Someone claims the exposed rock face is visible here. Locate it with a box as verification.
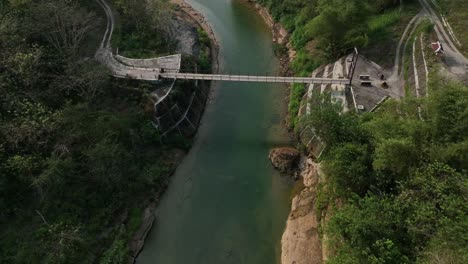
[170,15,200,56]
[281,159,323,264]
[269,147,301,173]
[247,0,296,63]
[128,203,157,264]
[248,1,289,45]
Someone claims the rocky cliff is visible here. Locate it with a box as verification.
[281,158,323,264]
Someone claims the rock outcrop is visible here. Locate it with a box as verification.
[269,147,301,173]
[247,1,288,45]
[281,159,323,264]
[128,203,157,264]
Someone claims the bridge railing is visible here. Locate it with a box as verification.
[160,73,349,84]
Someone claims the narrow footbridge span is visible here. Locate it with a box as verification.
[94,0,349,85]
[160,72,348,84]
[94,0,352,137]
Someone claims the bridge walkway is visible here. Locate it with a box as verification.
[95,0,349,85]
[160,72,348,84]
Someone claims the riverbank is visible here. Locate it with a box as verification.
[127,2,219,263]
[135,0,292,262]
[281,158,324,264]
[246,0,295,74]
[171,0,219,70]
[249,2,327,263]
[268,147,327,264]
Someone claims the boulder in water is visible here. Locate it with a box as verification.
[269,147,301,173]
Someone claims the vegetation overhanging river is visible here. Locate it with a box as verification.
[137,0,292,263]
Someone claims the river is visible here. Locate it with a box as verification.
[136,0,292,263]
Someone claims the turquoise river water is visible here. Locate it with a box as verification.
[137,0,292,263]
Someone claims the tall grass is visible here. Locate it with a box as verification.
[368,9,401,32]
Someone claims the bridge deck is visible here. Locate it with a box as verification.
[160,73,349,84]
[95,0,349,85]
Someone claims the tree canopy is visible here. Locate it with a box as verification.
[303,78,468,263]
[0,0,188,263]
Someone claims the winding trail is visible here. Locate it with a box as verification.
[418,0,468,75]
[412,39,421,98]
[420,33,429,96]
[94,0,182,80]
[386,11,423,98]
[393,12,423,77]
[429,0,462,47]
[387,0,467,97]
[95,0,113,49]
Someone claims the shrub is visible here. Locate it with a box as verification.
[288,83,306,129]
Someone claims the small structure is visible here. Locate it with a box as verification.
[431,41,445,55]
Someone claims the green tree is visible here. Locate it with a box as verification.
[99,238,128,264]
[324,143,373,196]
[428,81,468,143]
[304,0,370,55]
[372,137,418,175]
[327,195,410,263]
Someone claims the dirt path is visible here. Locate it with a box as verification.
[418,0,468,76]
[419,0,464,57]
[95,0,114,49]
[385,11,425,98]
[393,12,423,76]
[387,0,468,97]
[412,39,420,97]
[420,33,430,95]
[429,0,462,47]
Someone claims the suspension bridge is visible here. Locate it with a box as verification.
[94,0,350,85]
[160,72,348,84]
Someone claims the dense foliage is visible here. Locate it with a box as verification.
[263,0,414,70]
[264,0,418,128]
[112,0,176,58]
[0,0,189,262]
[259,0,409,55]
[302,78,468,263]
